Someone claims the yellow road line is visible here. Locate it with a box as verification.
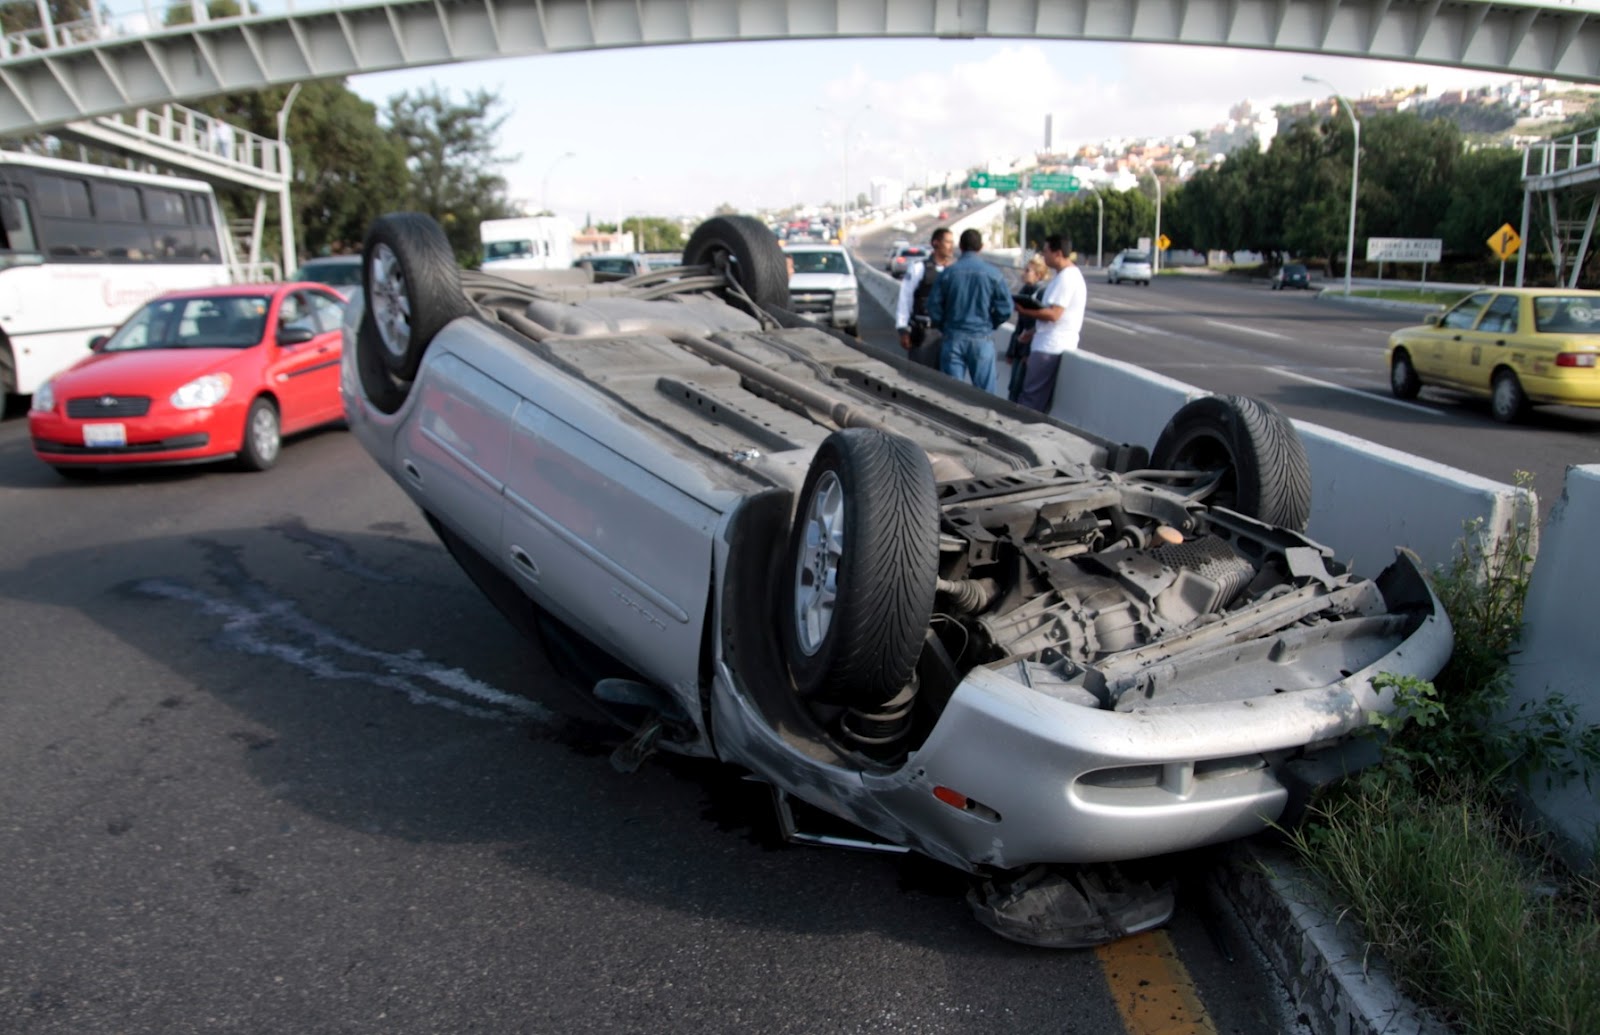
[1094,930,1218,1035]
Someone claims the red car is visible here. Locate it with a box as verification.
[29,283,348,476]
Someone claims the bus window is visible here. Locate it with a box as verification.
[34,174,91,219]
[92,181,143,223]
[0,196,38,254]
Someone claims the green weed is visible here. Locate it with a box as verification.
[1292,474,1600,1033]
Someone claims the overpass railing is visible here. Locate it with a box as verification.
[1522,127,1600,183]
[0,0,369,57]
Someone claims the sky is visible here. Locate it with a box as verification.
[348,37,1536,226]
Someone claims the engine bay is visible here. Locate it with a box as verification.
[816,467,1419,758]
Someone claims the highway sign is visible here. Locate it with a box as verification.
[1488,223,1522,260]
[1157,234,1172,251]
[1031,173,1080,191]
[1366,237,1442,263]
[967,172,1020,191]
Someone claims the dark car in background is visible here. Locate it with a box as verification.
[1271,263,1313,290]
[290,255,362,288]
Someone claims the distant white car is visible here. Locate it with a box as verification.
[785,244,859,337]
[1107,250,1153,286]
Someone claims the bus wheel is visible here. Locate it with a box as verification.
[363,213,472,382]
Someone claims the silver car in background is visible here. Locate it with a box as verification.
[1107,249,1154,286]
[342,212,1451,946]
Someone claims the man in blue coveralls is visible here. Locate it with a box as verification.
[926,228,1013,393]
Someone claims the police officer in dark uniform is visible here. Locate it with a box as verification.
[896,227,955,369]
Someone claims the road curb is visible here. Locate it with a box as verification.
[1215,841,1453,1035]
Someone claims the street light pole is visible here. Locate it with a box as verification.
[541,150,576,216]
[1305,75,1361,296]
[275,82,302,277]
[1085,184,1104,268]
[819,104,871,226]
[1152,173,1162,274]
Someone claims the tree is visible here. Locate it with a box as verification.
[1437,147,1523,253]
[175,80,408,263]
[0,0,100,43]
[383,85,518,263]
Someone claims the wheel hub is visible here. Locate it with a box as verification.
[794,471,844,655]
[368,242,412,361]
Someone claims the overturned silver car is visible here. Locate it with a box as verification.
[342,213,1452,946]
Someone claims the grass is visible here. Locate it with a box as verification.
[1343,286,1464,306]
[1288,479,1600,1034]
[1296,787,1598,1034]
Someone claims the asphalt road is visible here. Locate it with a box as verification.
[0,410,1303,1034]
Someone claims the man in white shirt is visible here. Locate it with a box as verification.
[895,228,956,368]
[1012,234,1086,413]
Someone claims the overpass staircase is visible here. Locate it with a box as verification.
[1520,130,1600,288]
[45,101,293,277]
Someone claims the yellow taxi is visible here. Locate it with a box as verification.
[1387,288,1600,422]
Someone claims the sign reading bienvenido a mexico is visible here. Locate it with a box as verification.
[1366,238,1442,263]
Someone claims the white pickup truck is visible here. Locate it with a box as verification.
[783,243,859,337]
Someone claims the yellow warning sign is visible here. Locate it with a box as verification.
[1157,234,1171,251]
[1488,223,1521,260]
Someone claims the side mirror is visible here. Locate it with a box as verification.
[1424,313,1443,327]
[88,334,107,352]
[277,325,316,346]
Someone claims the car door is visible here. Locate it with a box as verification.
[267,290,343,431]
[1421,292,1492,387]
[1455,293,1521,395]
[499,394,718,699]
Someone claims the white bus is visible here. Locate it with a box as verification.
[0,151,231,399]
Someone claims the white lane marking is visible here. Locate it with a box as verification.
[1363,327,1399,336]
[134,577,556,723]
[1086,314,1138,335]
[1266,366,1444,417]
[1204,318,1290,340]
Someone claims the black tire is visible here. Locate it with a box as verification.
[842,324,859,338]
[780,429,939,706]
[354,302,413,415]
[1390,349,1421,400]
[1490,369,1528,424]
[682,215,790,309]
[237,397,281,471]
[1151,395,1312,532]
[363,213,471,382]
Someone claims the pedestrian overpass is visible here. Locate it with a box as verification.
[0,0,1596,276]
[0,0,1594,137]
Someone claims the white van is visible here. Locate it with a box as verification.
[479,217,575,271]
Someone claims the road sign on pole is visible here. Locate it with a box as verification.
[1487,223,1522,261]
[1030,173,1080,191]
[1157,234,1172,251]
[966,172,1020,191]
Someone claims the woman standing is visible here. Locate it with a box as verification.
[1006,254,1052,403]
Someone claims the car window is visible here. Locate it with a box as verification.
[106,295,270,351]
[1284,263,1306,275]
[791,251,848,274]
[585,256,637,275]
[1476,294,1520,335]
[1441,293,1492,330]
[306,290,345,333]
[297,260,361,286]
[1532,295,1600,333]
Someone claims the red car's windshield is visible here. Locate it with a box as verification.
[105,296,272,351]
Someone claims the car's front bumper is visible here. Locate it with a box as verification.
[716,551,1451,871]
[29,405,242,466]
